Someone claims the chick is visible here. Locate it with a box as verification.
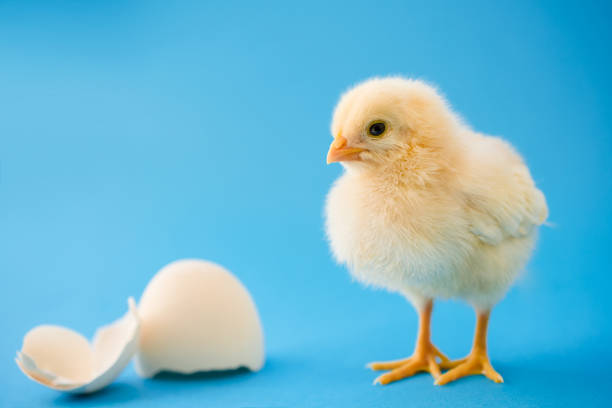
[325,77,547,386]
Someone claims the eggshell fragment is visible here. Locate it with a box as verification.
[16,298,139,393]
[135,259,264,377]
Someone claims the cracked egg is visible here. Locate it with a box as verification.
[16,298,139,393]
[134,259,265,377]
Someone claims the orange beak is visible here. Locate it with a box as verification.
[326,135,366,164]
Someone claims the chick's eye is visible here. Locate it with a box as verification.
[368,121,386,138]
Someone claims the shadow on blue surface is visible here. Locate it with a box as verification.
[51,367,254,406]
[151,367,251,382]
[55,383,140,406]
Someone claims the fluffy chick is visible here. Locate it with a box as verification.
[325,77,547,386]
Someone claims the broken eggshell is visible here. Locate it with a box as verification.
[16,298,139,393]
[135,259,264,377]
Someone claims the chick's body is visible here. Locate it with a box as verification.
[325,77,547,385]
[327,131,545,310]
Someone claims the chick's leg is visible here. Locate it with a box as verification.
[435,309,503,385]
[368,299,451,385]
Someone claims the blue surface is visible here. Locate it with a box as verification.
[1,1,611,407]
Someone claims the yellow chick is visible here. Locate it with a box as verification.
[325,77,548,386]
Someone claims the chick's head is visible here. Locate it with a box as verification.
[327,77,461,174]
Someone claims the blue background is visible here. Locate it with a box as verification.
[1,1,610,406]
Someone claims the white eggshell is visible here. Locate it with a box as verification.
[16,298,139,393]
[134,259,264,377]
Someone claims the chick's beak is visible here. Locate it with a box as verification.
[326,135,366,164]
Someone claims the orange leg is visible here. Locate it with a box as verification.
[368,299,451,385]
[435,309,503,385]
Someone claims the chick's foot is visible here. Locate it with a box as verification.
[435,349,503,385]
[369,343,451,385]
